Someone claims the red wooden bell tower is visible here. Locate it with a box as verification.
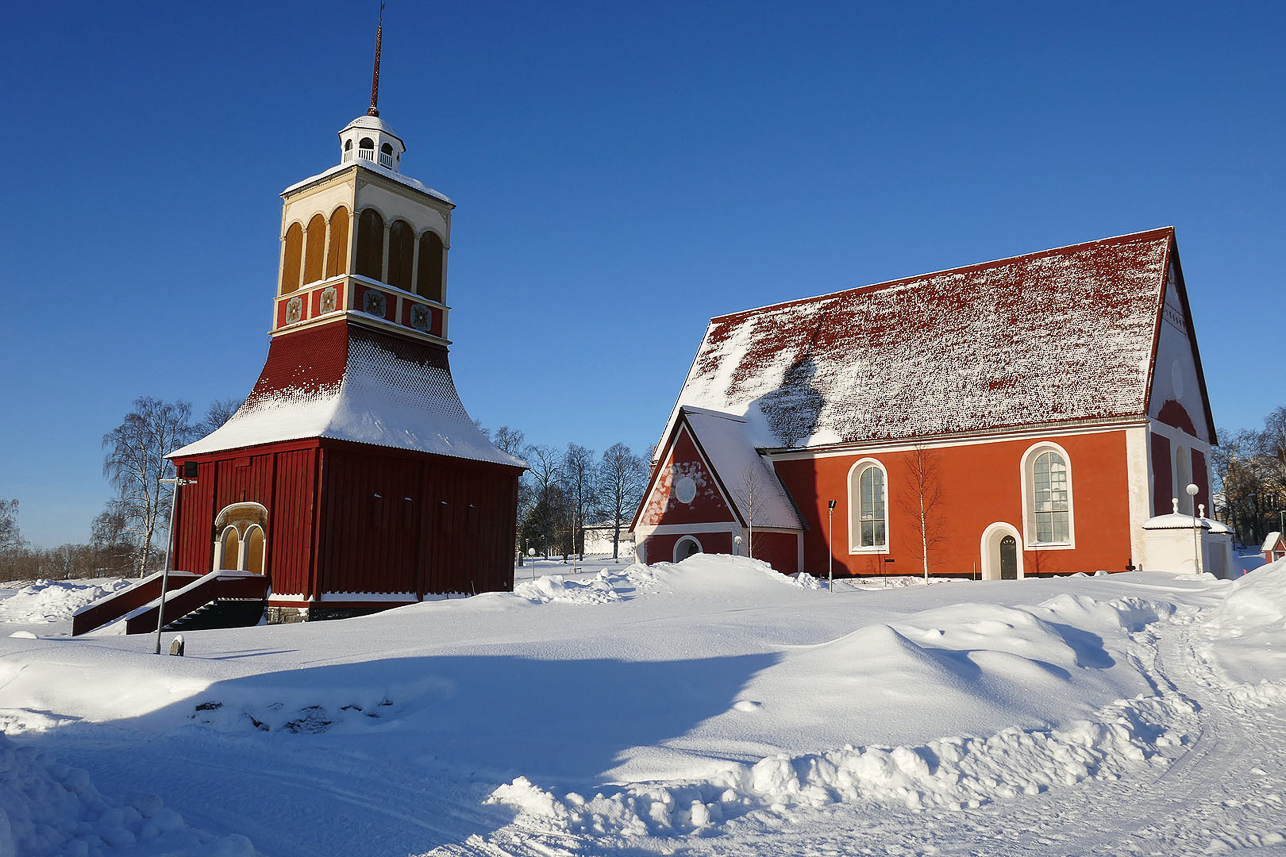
[168,20,525,621]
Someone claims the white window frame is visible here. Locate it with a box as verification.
[847,458,889,554]
[1020,441,1075,550]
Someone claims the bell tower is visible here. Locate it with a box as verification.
[272,12,454,345]
[168,10,525,622]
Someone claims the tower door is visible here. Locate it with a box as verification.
[1000,536,1017,580]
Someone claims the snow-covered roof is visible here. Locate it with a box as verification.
[664,228,1176,452]
[282,159,452,205]
[340,114,403,140]
[1142,513,1211,531]
[683,407,803,530]
[1265,532,1284,551]
[171,326,524,468]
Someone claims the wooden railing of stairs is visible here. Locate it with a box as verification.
[71,570,269,636]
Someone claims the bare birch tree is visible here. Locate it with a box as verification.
[200,397,243,435]
[561,443,597,561]
[0,500,22,555]
[595,443,648,560]
[102,397,199,576]
[899,443,944,580]
[732,466,764,560]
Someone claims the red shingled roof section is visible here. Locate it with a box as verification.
[673,228,1174,449]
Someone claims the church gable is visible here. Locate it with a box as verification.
[1146,255,1216,445]
[636,424,738,529]
[664,228,1176,451]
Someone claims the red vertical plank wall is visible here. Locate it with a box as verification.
[173,458,217,573]
[268,448,318,596]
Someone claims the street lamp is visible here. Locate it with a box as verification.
[827,500,836,593]
[155,471,196,655]
[1186,483,1201,576]
[734,534,743,556]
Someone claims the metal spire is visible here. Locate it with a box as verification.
[367,3,385,117]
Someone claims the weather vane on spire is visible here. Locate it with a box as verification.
[367,2,386,117]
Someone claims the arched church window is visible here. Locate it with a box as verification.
[355,208,385,280]
[387,220,415,292]
[344,139,353,160]
[303,214,326,285]
[379,142,394,168]
[358,137,374,161]
[416,231,444,303]
[1023,443,1073,546]
[325,206,349,278]
[847,459,888,551]
[281,223,303,294]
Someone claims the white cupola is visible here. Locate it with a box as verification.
[339,114,405,172]
[336,8,405,173]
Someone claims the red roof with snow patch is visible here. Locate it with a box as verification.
[667,228,1175,450]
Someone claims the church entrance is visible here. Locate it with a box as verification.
[674,536,703,562]
[979,523,1023,581]
[1000,536,1017,580]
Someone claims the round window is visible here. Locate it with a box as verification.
[674,476,697,504]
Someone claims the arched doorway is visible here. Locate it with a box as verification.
[674,536,703,562]
[979,522,1024,581]
[212,503,269,574]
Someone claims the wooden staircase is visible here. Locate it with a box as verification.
[71,570,269,636]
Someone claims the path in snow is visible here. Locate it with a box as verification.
[436,592,1286,857]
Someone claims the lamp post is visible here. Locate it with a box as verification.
[1186,483,1201,576]
[734,534,743,556]
[527,547,536,580]
[155,473,196,655]
[827,500,836,593]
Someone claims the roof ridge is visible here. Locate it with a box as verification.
[710,227,1176,324]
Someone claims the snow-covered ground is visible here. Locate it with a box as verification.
[3,555,1286,856]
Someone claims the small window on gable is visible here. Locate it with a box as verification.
[1023,443,1074,547]
[847,459,888,552]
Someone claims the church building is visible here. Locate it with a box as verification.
[632,228,1216,579]
[167,25,525,620]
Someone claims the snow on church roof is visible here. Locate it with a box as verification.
[171,328,525,468]
[666,228,1176,452]
[683,407,802,530]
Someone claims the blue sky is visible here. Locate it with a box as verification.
[1,2,1282,548]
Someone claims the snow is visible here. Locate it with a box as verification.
[681,407,802,529]
[171,331,525,468]
[0,578,133,625]
[662,229,1174,452]
[3,553,1286,855]
[281,157,452,204]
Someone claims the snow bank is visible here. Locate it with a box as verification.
[0,579,131,625]
[488,692,1195,838]
[1207,557,1286,702]
[513,565,661,604]
[0,732,255,857]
